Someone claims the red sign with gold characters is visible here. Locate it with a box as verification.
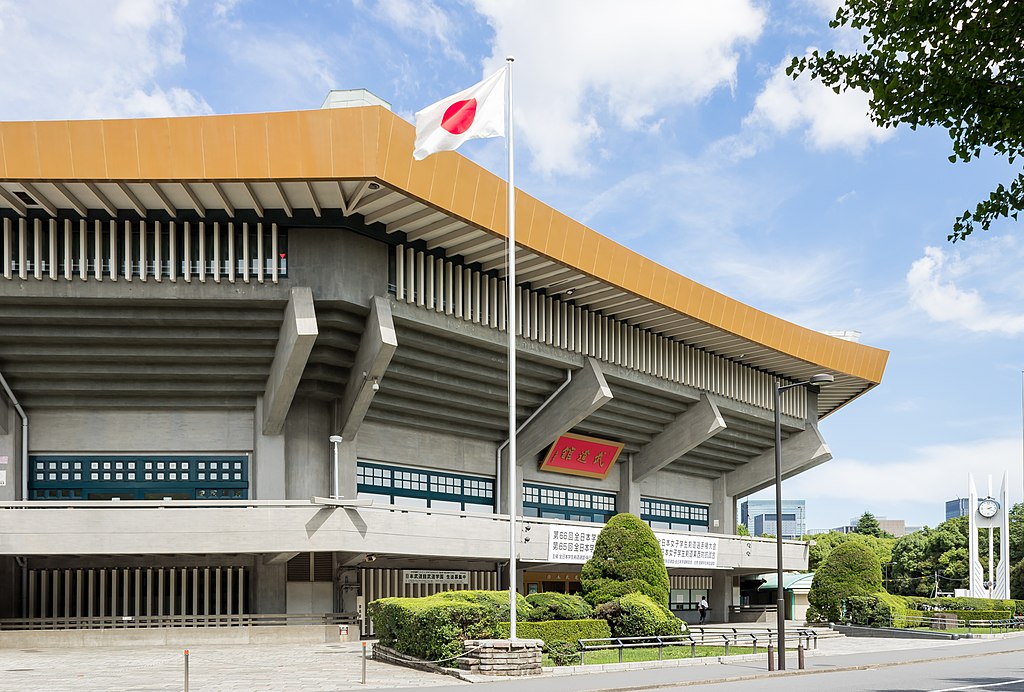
[539,433,624,480]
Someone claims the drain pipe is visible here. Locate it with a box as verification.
[494,369,573,513]
[0,371,27,500]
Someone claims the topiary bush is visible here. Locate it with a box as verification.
[368,595,495,663]
[524,592,593,621]
[808,541,883,622]
[433,589,534,622]
[594,592,681,637]
[580,513,670,607]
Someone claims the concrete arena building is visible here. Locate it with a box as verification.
[0,97,888,633]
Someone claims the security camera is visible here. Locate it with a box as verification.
[364,554,377,563]
[371,379,380,392]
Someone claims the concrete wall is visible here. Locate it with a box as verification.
[284,397,332,500]
[29,409,254,453]
[292,227,389,303]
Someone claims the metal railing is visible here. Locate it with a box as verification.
[577,628,818,665]
[0,612,359,631]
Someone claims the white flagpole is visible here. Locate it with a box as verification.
[505,55,518,640]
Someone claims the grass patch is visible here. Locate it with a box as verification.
[543,644,756,667]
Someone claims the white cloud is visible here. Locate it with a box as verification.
[907,239,1024,334]
[784,437,1022,511]
[375,0,465,63]
[745,54,894,154]
[0,0,211,120]
[225,35,337,101]
[471,0,766,175]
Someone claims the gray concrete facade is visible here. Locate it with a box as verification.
[0,198,835,627]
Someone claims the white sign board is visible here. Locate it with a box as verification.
[402,570,470,586]
[548,524,718,568]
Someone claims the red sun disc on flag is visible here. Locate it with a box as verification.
[441,98,477,135]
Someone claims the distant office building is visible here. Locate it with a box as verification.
[831,516,908,537]
[946,498,970,521]
[740,499,806,539]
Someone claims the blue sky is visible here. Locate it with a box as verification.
[3,0,1022,531]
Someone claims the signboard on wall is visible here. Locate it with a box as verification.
[402,570,470,586]
[548,524,718,568]
[539,433,624,480]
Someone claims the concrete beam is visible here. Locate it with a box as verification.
[725,426,831,498]
[512,358,613,464]
[0,393,9,435]
[633,394,726,482]
[333,296,398,438]
[262,287,319,436]
[262,552,300,564]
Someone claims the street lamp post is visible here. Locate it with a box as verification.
[773,373,833,671]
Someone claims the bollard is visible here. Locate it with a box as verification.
[361,641,367,685]
[798,644,805,670]
[767,644,775,671]
[183,649,189,692]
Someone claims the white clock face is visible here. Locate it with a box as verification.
[978,498,999,518]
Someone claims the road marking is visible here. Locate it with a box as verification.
[932,679,1024,692]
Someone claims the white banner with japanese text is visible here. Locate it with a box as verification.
[402,570,470,585]
[548,525,718,568]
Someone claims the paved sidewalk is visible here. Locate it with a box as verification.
[0,633,1019,691]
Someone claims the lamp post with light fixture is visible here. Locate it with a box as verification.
[773,373,833,671]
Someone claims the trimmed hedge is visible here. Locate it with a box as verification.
[494,618,611,642]
[595,592,682,637]
[905,596,1016,612]
[932,609,1013,623]
[525,592,593,621]
[368,595,494,663]
[808,542,883,622]
[581,513,670,607]
[434,589,534,621]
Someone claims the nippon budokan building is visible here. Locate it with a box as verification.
[0,90,887,634]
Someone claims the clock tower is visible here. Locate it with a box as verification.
[968,473,1010,599]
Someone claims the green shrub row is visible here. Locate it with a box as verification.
[367,595,495,663]
[932,609,1013,623]
[846,593,1019,628]
[904,596,1017,612]
[595,592,681,637]
[494,618,611,642]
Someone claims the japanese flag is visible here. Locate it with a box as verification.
[413,68,506,160]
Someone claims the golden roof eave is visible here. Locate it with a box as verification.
[0,107,888,386]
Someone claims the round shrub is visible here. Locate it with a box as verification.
[808,541,883,622]
[581,513,670,607]
[594,592,681,637]
[525,592,593,621]
[435,589,534,622]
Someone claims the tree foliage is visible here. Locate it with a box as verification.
[853,511,894,539]
[580,513,670,607]
[888,504,1024,596]
[808,541,883,622]
[789,0,1024,242]
[806,530,893,572]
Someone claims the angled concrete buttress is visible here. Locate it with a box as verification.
[632,393,727,482]
[511,358,614,464]
[333,296,398,438]
[724,426,831,498]
[263,287,319,435]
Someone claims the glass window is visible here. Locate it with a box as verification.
[640,497,711,532]
[356,461,494,513]
[522,482,616,524]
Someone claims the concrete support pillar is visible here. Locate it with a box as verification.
[496,454,524,517]
[617,454,641,515]
[709,574,735,624]
[711,477,736,535]
[0,557,20,618]
[252,559,287,614]
[253,395,286,500]
[0,405,21,501]
[285,397,332,500]
[337,437,358,499]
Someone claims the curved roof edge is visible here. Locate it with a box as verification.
[0,107,888,384]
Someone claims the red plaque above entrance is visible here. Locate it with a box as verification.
[539,433,624,480]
